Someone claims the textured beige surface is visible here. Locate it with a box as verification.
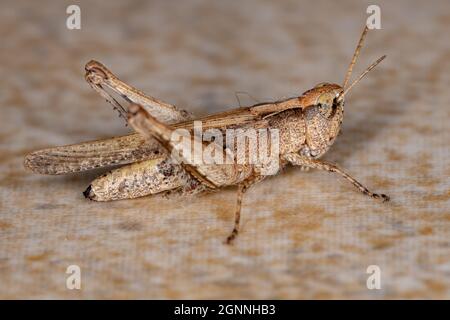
[0,0,449,299]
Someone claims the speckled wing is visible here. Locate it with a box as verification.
[24,133,165,175]
[173,97,304,130]
[24,98,303,175]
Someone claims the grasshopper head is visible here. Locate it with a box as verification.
[301,82,345,124]
[301,26,386,118]
[298,26,386,158]
[299,83,345,158]
[302,82,344,109]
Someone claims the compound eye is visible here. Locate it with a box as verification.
[317,93,334,118]
[317,92,333,107]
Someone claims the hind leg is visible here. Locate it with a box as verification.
[84,60,192,124]
[128,103,242,189]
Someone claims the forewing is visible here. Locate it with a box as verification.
[24,133,164,175]
[172,98,301,130]
[24,99,302,175]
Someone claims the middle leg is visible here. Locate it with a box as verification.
[226,174,262,244]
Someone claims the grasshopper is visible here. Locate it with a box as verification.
[24,26,389,244]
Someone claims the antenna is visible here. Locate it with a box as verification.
[342,26,369,89]
[338,55,386,100]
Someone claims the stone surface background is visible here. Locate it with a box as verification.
[0,0,449,299]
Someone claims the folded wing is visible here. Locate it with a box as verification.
[24,97,304,175]
[24,133,164,175]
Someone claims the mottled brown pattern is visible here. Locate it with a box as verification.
[85,157,201,201]
[24,133,164,174]
[0,0,449,299]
